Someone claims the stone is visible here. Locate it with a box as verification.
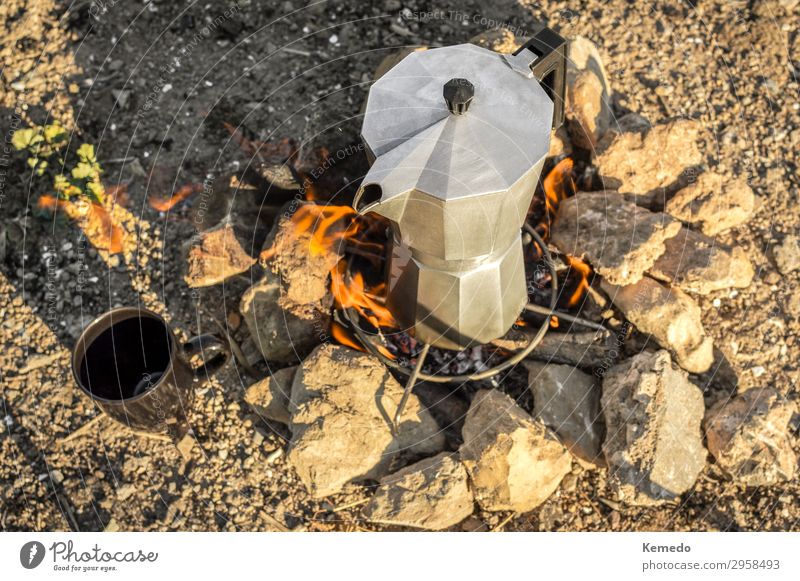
[240,270,327,363]
[601,350,706,505]
[648,227,755,295]
[362,452,473,530]
[184,222,257,287]
[459,390,572,513]
[468,28,521,54]
[548,126,573,158]
[244,366,297,425]
[524,362,604,465]
[773,236,800,275]
[260,202,341,315]
[287,345,446,498]
[601,277,714,373]
[492,329,614,370]
[665,172,755,236]
[705,388,797,486]
[566,37,612,151]
[551,191,681,286]
[595,119,703,198]
[612,112,652,135]
[412,382,470,447]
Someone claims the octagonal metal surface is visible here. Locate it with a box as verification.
[361,43,553,202]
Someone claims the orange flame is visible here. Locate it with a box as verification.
[565,255,591,308]
[330,261,397,330]
[148,183,203,212]
[331,320,394,359]
[261,203,397,354]
[331,320,365,352]
[534,158,592,309]
[543,157,575,218]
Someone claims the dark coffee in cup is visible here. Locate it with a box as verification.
[72,307,229,435]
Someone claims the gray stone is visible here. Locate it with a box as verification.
[244,366,297,425]
[665,172,755,236]
[492,329,614,370]
[648,227,755,295]
[595,119,703,197]
[601,350,706,506]
[363,452,473,530]
[551,191,681,286]
[773,236,800,275]
[459,390,572,513]
[524,362,604,465]
[287,345,446,498]
[601,277,714,373]
[240,270,327,363]
[705,388,797,486]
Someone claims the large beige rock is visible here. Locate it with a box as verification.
[551,191,681,286]
[240,270,326,363]
[244,366,297,425]
[705,388,797,486]
[459,390,572,513]
[665,172,755,236]
[287,345,446,498]
[565,36,612,151]
[362,452,473,530]
[525,362,604,465]
[184,221,256,287]
[602,350,706,506]
[595,119,703,198]
[601,277,713,373]
[648,227,755,295]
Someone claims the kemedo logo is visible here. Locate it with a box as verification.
[20,541,46,569]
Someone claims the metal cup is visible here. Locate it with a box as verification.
[71,307,230,435]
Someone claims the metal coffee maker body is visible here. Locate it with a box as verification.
[355,28,566,350]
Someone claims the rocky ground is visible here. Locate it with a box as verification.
[1,0,799,532]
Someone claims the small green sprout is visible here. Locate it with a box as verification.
[12,123,105,205]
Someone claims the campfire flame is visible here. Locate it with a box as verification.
[541,157,575,240]
[565,255,591,308]
[261,203,398,354]
[534,157,593,312]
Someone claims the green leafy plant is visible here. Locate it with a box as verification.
[12,123,106,204]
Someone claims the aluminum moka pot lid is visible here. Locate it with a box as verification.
[360,43,555,202]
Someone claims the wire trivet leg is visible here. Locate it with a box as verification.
[393,342,431,434]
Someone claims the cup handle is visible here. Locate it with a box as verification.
[183,334,230,383]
